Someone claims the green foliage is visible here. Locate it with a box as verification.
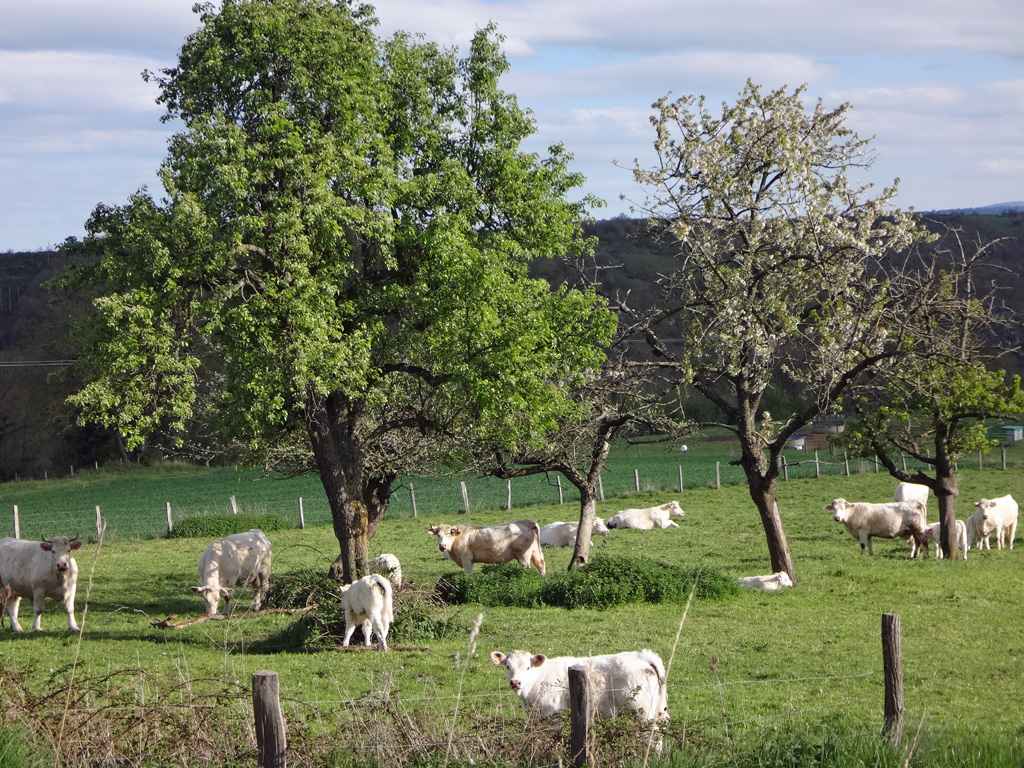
[0,726,48,768]
[256,568,465,651]
[435,556,738,610]
[168,512,288,539]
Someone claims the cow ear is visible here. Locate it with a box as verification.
[190,586,205,595]
[39,541,52,552]
[531,654,546,668]
[221,587,235,598]
[70,539,83,550]
[428,526,437,534]
[490,652,506,666]
[450,528,461,536]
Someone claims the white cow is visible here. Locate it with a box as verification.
[338,574,393,651]
[428,520,546,577]
[606,501,685,530]
[826,498,927,557]
[737,571,794,591]
[972,495,1018,550]
[894,482,930,516]
[490,648,668,724]
[965,508,991,551]
[0,535,83,633]
[190,529,272,615]
[920,520,968,560]
[539,519,610,547]
[369,553,403,589]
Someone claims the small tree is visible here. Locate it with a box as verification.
[57,0,614,582]
[630,81,933,579]
[842,229,1024,560]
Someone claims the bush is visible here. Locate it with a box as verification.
[435,555,738,610]
[168,512,289,539]
[254,568,466,652]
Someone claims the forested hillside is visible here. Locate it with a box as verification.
[1,211,1021,481]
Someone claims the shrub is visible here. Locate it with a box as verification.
[435,555,738,610]
[168,512,288,539]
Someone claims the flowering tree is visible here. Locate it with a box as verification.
[631,81,932,579]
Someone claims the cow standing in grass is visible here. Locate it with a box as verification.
[428,520,546,577]
[0,535,83,633]
[191,529,272,615]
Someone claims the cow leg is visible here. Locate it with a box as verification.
[342,614,357,647]
[1009,521,1017,550]
[461,558,474,575]
[859,532,872,555]
[361,619,373,648]
[371,616,388,651]
[32,588,47,632]
[6,595,23,633]
[63,581,80,632]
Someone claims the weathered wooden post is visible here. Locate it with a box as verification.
[715,461,721,489]
[506,479,512,511]
[557,476,564,504]
[230,495,238,515]
[597,473,604,501]
[95,506,103,540]
[678,465,684,493]
[1001,446,1006,471]
[782,454,788,481]
[409,483,418,518]
[297,497,305,530]
[978,449,983,471]
[568,665,592,768]
[844,452,850,476]
[253,670,287,768]
[12,505,19,539]
[166,502,173,536]
[814,450,820,478]
[634,468,640,493]
[882,613,904,746]
[460,481,470,515]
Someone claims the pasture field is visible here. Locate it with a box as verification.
[0,447,1023,766]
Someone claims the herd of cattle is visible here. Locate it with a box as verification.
[0,487,1016,728]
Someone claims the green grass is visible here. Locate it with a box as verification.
[1,442,1023,766]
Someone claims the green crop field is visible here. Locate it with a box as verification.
[0,436,1023,767]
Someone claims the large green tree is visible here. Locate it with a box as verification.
[631,81,932,580]
[59,0,613,582]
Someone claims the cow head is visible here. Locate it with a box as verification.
[491,650,546,691]
[663,501,686,518]
[190,585,233,615]
[39,535,83,573]
[826,499,849,522]
[975,499,997,520]
[428,525,459,553]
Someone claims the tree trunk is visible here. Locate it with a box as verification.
[307,389,393,584]
[749,479,796,581]
[569,484,599,569]
[934,471,960,561]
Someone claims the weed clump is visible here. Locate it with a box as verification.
[435,555,738,609]
[168,512,288,538]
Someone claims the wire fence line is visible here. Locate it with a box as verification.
[0,445,1015,541]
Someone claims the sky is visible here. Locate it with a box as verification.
[2,0,1023,252]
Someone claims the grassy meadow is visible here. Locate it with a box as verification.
[0,441,1023,766]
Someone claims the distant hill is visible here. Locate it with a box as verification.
[931,201,1024,216]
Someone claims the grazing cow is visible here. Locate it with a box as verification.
[190,529,272,616]
[737,571,794,591]
[920,520,968,560]
[539,519,610,547]
[369,553,403,589]
[826,498,927,557]
[606,501,685,530]
[973,495,1018,550]
[427,520,546,577]
[338,574,393,651]
[0,535,83,633]
[490,649,668,724]
[894,482,930,516]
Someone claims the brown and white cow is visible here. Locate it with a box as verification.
[0,535,83,633]
[191,529,272,615]
[826,498,927,557]
[427,520,546,577]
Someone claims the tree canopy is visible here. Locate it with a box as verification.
[59,0,615,581]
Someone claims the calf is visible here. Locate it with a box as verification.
[973,495,1018,550]
[606,501,685,530]
[490,648,668,724]
[369,553,403,589]
[826,498,927,557]
[920,520,968,560]
[0,535,83,633]
[428,520,546,577]
[737,571,794,591]
[191,529,272,615]
[338,574,393,651]
[539,519,610,547]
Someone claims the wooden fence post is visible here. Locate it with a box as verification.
[678,465,684,493]
[597,474,604,502]
[557,476,564,504]
[978,450,983,471]
[230,495,238,515]
[409,483,418,518]
[460,482,470,515]
[506,479,512,511]
[715,462,721,489]
[1002,446,1007,471]
[844,452,850,476]
[881,613,904,746]
[253,670,287,768]
[814,450,820,478]
[166,502,173,536]
[12,505,19,539]
[568,665,592,768]
[782,455,788,481]
[95,506,103,540]
[634,469,640,493]
[297,497,305,530]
